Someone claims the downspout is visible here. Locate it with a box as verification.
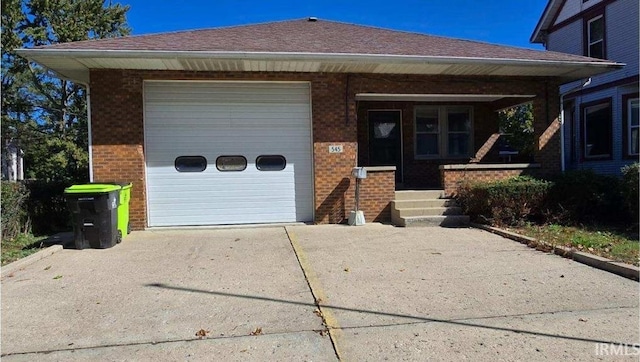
[559,78,591,172]
[83,83,94,182]
[559,96,566,172]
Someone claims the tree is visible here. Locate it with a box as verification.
[498,103,535,158]
[1,0,130,182]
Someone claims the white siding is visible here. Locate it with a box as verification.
[144,81,313,226]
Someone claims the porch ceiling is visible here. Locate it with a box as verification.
[355,93,536,102]
[16,49,622,85]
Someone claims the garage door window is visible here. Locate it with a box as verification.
[216,156,247,171]
[175,156,207,172]
[256,155,286,171]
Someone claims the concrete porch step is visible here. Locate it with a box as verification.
[391,189,468,227]
[394,206,463,218]
[393,215,470,227]
[392,199,456,209]
[394,190,444,200]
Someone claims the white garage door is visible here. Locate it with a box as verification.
[144,81,313,227]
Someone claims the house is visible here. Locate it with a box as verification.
[17,18,620,229]
[531,0,639,175]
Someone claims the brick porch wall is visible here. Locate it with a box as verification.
[357,168,396,222]
[89,70,560,229]
[440,164,542,197]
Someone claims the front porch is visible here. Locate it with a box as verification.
[350,76,561,225]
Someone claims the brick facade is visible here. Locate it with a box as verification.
[440,165,542,197]
[357,169,396,222]
[89,70,561,229]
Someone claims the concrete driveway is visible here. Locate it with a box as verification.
[1,224,638,361]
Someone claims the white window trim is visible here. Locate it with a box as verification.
[414,105,473,159]
[628,98,639,156]
[587,15,604,58]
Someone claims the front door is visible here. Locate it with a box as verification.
[368,110,402,183]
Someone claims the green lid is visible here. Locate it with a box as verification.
[64,184,121,194]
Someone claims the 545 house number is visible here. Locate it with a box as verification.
[329,145,344,153]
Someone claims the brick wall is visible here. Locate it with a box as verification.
[89,70,560,229]
[357,169,396,222]
[440,165,541,197]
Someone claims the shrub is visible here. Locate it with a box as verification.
[1,181,30,240]
[24,180,71,236]
[456,176,552,226]
[547,170,623,224]
[621,163,639,222]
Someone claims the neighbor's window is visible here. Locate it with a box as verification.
[256,155,286,171]
[415,106,472,158]
[628,98,639,156]
[583,101,611,159]
[175,156,207,172]
[587,15,605,59]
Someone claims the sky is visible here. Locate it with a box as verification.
[119,0,549,50]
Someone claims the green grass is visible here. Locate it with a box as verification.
[510,223,639,266]
[1,234,48,266]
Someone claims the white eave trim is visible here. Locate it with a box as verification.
[16,48,623,68]
[355,93,536,102]
[530,0,562,44]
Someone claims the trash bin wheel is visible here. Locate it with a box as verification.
[116,230,122,244]
[127,223,131,235]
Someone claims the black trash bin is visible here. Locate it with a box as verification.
[64,184,121,249]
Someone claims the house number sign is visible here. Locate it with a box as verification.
[329,145,344,153]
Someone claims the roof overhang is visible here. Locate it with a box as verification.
[531,0,562,44]
[355,93,535,102]
[16,48,623,84]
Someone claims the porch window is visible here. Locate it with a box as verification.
[586,15,605,59]
[447,107,471,156]
[415,106,472,158]
[415,107,440,156]
[582,101,611,159]
[628,98,639,156]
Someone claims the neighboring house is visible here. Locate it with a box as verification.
[1,139,24,182]
[531,0,639,175]
[17,19,618,229]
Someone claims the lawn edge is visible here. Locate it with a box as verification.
[1,245,64,278]
[471,223,639,282]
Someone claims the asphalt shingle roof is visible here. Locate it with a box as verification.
[38,18,606,64]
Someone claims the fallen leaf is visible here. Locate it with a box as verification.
[240,349,248,353]
[399,269,405,272]
[343,267,350,272]
[234,238,240,242]
[579,318,587,322]
[53,275,63,280]
[195,329,210,339]
[431,252,442,255]
[587,247,594,252]
[44,266,51,271]
[318,329,328,336]
[313,309,323,318]
[250,327,262,336]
